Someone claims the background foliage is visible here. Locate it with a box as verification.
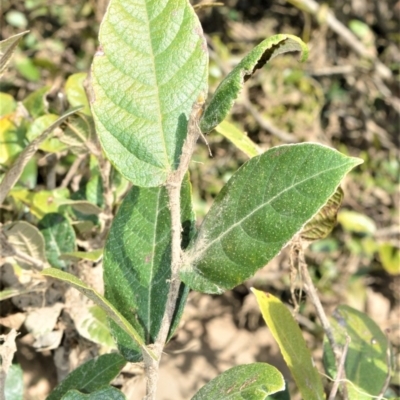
[0,0,399,398]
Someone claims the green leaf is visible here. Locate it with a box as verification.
[0,30,29,78]
[41,268,155,360]
[9,188,70,219]
[103,176,194,359]
[378,243,400,275]
[60,113,95,154]
[3,221,47,268]
[191,363,285,400]
[22,86,50,118]
[26,114,68,153]
[4,364,23,400]
[75,305,116,349]
[337,210,376,235]
[323,305,390,400]
[60,249,103,262]
[0,115,26,167]
[61,388,126,400]
[65,73,91,116]
[46,353,126,400]
[180,143,362,293]
[200,34,308,133]
[252,289,324,400]
[214,120,261,158]
[0,92,17,117]
[38,213,76,269]
[90,0,208,187]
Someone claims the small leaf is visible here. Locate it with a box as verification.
[26,114,68,153]
[252,289,324,400]
[0,107,81,206]
[4,364,23,400]
[22,86,50,118]
[378,243,400,275]
[0,115,26,167]
[9,188,70,219]
[46,353,126,400]
[61,200,102,215]
[301,186,343,243]
[3,221,47,267]
[75,305,116,349]
[200,34,308,133]
[214,120,261,158]
[90,0,208,187]
[60,113,95,154]
[41,268,155,360]
[0,92,17,116]
[323,305,390,399]
[65,73,91,116]
[61,388,126,400]
[38,213,76,269]
[60,249,103,262]
[0,30,29,77]
[181,143,362,293]
[191,363,285,400]
[337,210,376,235]
[103,176,194,359]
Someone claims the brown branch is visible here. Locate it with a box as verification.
[328,334,350,400]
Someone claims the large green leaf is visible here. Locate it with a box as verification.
[90,0,208,187]
[41,268,155,360]
[38,213,76,269]
[252,289,324,400]
[323,305,389,400]
[191,363,285,400]
[103,176,194,360]
[46,353,126,400]
[61,388,126,400]
[200,34,308,133]
[180,143,362,293]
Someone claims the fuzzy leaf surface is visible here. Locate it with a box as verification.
[252,289,324,400]
[180,143,362,293]
[61,388,126,400]
[90,0,208,187]
[46,353,126,400]
[200,34,308,133]
[104,177,194,359]
[191,363,285,400]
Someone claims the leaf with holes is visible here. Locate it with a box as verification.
[200,34,308,133]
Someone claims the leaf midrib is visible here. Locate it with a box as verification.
[191,161,353,262]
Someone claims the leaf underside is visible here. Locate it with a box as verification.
[180,143,362,294]
[90,0,208,187]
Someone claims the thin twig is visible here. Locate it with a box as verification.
[376,330,393,399]
[286,0,392,80]
[296,241,349,399]
[328,334,350,400]
[60,153,87,188]
[142,100,204,400]
[240,96,299,143]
